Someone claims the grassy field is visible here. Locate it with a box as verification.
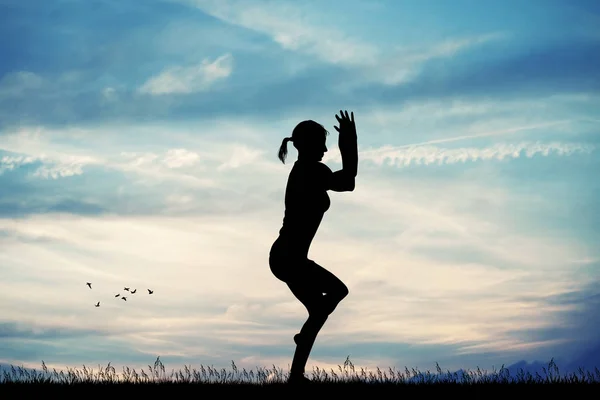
[2,356,598,395]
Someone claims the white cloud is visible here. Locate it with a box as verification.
[138,53,233,95]
[178,0,380,67]
[354,32,507,86]
[162,149,201,168]
[113,151,213,188]
[175,0,505,88]
[120,151,161,167]
[0,154,38,174]
[217,144,265,170]
[335,141,595,168]
[118,148,205,182]
[0,152,94,180]
[0,129,213,186]
[31,159,87,179]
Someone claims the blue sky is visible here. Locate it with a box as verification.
[1,0,599,376]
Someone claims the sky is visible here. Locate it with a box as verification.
[1,0,599,378]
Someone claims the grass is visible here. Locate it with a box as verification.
[2,355,599,395]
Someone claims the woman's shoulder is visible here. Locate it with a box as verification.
[297,160,332,175]
[292,160,332,182]
[302,161,332,190]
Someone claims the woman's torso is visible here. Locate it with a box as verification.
[273,160,330,259]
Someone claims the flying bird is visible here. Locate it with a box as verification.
[121,296,127,301]
[115,293,120,297]
[86,282,92,289]
[147,289,153,294]
[130,289,137,294]
[124,287,130,291]
[95,302,100,307]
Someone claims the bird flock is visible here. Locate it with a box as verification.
[86,282,154,307]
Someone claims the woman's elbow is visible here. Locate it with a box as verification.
[347,178,355,191]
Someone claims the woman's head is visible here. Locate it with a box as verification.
[278,120,329,164]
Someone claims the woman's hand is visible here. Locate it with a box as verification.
[335,109,357,155]
[334,109,358,177]
[334,110,357,140]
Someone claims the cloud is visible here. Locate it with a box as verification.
[0,127,215,189]
[355,36,600,104]
[120,152,160,167]
[31,158,88,179]
[117,149,211,187]
[343,141,595,168]
[162,149,201,168]
[497,276,600,372]
[177,0,380,67]
[0,71,44,98]
[350,32,507,87]
[177,0,505,88]
[0,153,94,180]
[217,144,265,170]
[2,35,596,128]
[0,154,38,175]
[138,53,233,95]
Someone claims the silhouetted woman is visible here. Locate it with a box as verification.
[269,110,359,384]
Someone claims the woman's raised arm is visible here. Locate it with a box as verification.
[334,110,358,179]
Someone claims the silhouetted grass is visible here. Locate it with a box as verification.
[2,355,598,395]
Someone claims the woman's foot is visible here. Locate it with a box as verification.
[287,373,312,385]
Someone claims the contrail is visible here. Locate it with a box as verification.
[391,120,573,149]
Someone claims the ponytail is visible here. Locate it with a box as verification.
[278,137,292,164]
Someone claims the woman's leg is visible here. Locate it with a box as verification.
[285,260,349,377]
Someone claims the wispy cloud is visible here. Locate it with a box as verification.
[217,144,266,170]
[161,149,201,168]
[0,127,214,188]
[121,149,201,169]
[0,71,44,98]
[348,141,595,168]
[178,0,506,89]
[354,32,508,86]
[138,53,233,95]
[0,153,95,180]
[31,159,89,179]
[176,0,380,67]
[0,155,38,175]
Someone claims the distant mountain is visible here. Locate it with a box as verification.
[505,359,555,376]
[504,347,600,377]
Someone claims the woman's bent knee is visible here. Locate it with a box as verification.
[332,283,349,302]
[340,284,349,299]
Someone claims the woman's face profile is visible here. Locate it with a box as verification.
[301,134,328,162]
